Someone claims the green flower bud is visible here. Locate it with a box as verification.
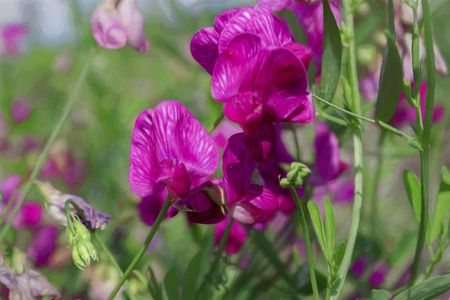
[84,240,99,262]
[66,225,77,246]
[72,246,86,270]
[76,240,91,267]
[73,219,90,242]
[279,162,311,188]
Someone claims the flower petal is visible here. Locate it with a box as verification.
[214,216,248,254]
[223,133,257,207]
[244,122,277,162]
[90,6,127,50]
[190,27,220,74]
[315,123,342,181]
[117,0,150,53]
[232,185,279,224]
[223,91,263,134]
[138,189,169,226]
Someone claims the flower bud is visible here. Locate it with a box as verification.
[76,240,91,267]
[84,240,99,262]
[91,4,127,50]
[73,218,90,242]
[280,162,311,188]
[72,246,86,270]
[66,225,77,246]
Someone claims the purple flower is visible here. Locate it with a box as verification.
[369,263,389,288]
[351,255,368,278]
[190,5,313,75]
[289,1,341,73]
[223,133,280,224]
[91,0,149,53]
[360,70,380,102]
[27,226,58,267]
[390,82,443,128]
[1,24,28,55]
[129,101,219,201]
[214,216,248,254]
[257,0,294,11]
[11,99,31,124]
[211,121,242,148]
[138,190,169,226]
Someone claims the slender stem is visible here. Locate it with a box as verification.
[290,124,301,162]
[370,133,385,238]
[207,111,225,134]
[0,181,28,225]
[64,201,77,236]
[317,111,349,126]
[289,186,319,300]
[0,46,96,243]
[409,0,435,287]
[312,94,422,151]
[331,0,364,297]
[107,195,172,300]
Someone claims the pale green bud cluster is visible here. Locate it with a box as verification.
[67,216,98,270]
[279,162,311,188]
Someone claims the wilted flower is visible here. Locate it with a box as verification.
[91,0,150,52]
[129,101,219,202]
[1,24,28,55]
[34,181,113,230]
[223,133,280,224]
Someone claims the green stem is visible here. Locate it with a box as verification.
[331,0,364,296]
[317,111,349,127]
[409,0,435,287]
[290,124,301,162]
[370,133,385,238]
[64,201,77,236]
[0,181,28,225]
[312,94,422,150]
[0,46,96,243]
[107,195,172,300]
[289,186,319,300]
[207,111,225,134]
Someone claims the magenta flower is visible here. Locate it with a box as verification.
[223,133,280,224]
[91,0,149,53]
[11,99,31,124]
[214,216,248,254]
[129,101,219,201]
[369,263,390,288]
[390,82,443,128]
[257,0,294,11]
[27,225,58,267]
[1,24,28,55]
[191,5,313,75]
[138,189,169,226]
[211,121,242,148]
[289,1,341,73]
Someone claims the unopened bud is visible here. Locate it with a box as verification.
[202,185,227,207]
[77,240,91,267]
[66,225,77,246]
[74,219,90,242]
[85,240,99,262]
[280,162,311,188]
[72,246,86,270]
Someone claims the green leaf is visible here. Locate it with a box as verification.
[371,289,392,300]
[429,166,450,244]
[323,199,335,261]
[375,0,403,123]
[319,0,342,102]
[148,267,163,300]
[395,274,450,300]
[403,170,421,223]
[388,232,417,267]
[334,241,346,270]
[182,252,202,300]
[164,267,180,300]
[307,201,328,261]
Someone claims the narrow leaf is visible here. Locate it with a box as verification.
[388,232,417,267]
[375,0,402,123]
[182,252,202,300]
[323,199,335,262]
[307,201,328,261]
[319,0,342,102]
[334,241,346,270]
[429,166,450,244]
[403,170,421,223]
[396,274,450,300]
[296,263,328,295]
[148,267,163,300]
[164,267,180,300]
[371,289,392,300]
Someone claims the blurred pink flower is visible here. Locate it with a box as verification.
[27,225,58,267]
[40,151,88,189]
[11,99,31,124]
[257,0,294,11]
[212,121,241,148]
[1,24,28,55]
[91,0,149,52]
[214,216,248,254]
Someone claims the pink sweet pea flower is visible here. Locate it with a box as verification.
[138,189,169,226]
[223,133,280,224]
[27,225,58,267]
[257,0,294,11]
[91,0,149,52]
[11,99,31,124]
[1,24,28,55]
[289,1,341,73]
[190,5,313,75]
[212,121,242,148]
[129,101,219,203]
[214,216,248,254]
[390,82,443,128]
